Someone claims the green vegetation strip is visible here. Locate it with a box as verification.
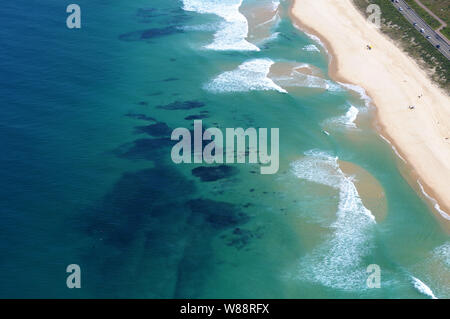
[419,0,450,40]
[419,0,449,24]
[404,0,441,30]
[442,27,450,41]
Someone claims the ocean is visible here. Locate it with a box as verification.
[0,0,448,298]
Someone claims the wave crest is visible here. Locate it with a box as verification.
[182,0,259,51]
[291,150,376,290]
[205,59,287,93]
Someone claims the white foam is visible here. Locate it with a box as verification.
[291,150,376,290]
[303,32,327,52]
[259,31,280,44]
[411,276,438,299]
[339,82,372,109]
[291,150,342,187]
[302,44,320,52]
[326,105,359,128]
[291,20,329,55]
[182,0,259,51]
[205,58,287,93]
[433,242,450,267]
[247,0,281,46]
[180,23,219,32]
[379,134,407,163]
[270,0,281,11]
[343,105,359,127]
[417,180,450,221]
[272,68,343,92]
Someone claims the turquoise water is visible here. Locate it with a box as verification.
[0,0,448,298]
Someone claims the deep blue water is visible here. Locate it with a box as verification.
[0,0,155,297]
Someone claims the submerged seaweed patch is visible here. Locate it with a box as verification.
[184,113,209,120]
[186,199,249,229]
[77,166,198,301]
[226,227,264,250]
[191,165,238,182]
[114,138,172,161]
[163,77,179,82]
[136,122,172,137]
[125,113,156,122]
[119,26,182,42]
[135,6,192,28]
[142,27,182,39]
[78,165,250,296]
[82,168,194,246]
[157,100,205,110]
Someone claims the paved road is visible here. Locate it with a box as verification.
[392,0,450,60]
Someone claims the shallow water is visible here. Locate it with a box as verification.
[0,0,448,298]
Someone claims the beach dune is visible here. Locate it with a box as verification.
[291,0,450,224]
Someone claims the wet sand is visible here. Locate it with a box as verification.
[240,0,280,44]
[339,161,387,222]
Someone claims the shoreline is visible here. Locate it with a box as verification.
[289,0,450,229]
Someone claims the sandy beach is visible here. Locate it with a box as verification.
[290,0,450,225]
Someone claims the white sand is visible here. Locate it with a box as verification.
[291,0,450,225]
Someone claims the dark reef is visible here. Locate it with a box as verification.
[191,165,238,182]
[157,100,205,110]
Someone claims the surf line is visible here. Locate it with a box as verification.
[417,179,450,221]
[171,120,279,174]
[379,134,407,163]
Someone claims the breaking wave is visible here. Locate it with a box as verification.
[325,105,360,128]
[433,242,450,267]
[411,276,438,299]
[182,0,259,51]
[205,59,287,93]
[339,82,372,108]
[291,150,376,290]
[272,68,343,92]
[302,44,320,52]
